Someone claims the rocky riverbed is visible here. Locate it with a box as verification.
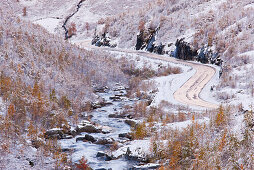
[54,84,156,169]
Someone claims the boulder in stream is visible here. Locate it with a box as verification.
[96,151,113,161]
[94,138,114,145]
[76,124,101,133]
[109,96,122,101]
[76,134,97,143]
[119,133,133,140]
[108,114,125,119]
[75,120,101,134]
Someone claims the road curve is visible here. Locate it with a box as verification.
[78,41,219,109]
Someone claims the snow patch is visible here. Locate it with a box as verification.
[0,97,5,115]
[34,18,61,34]
[112,140,151,158]
[151,64,194,106]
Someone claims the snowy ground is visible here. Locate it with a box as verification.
[199,64,221,106]
[0,97,5,115]
[151,66,194,106]
[34,18,62,34]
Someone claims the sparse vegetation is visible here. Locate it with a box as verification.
[0,1,129,168]
[1,0,254,169]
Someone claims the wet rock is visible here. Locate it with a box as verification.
[115,93,125,97]
[76,134,96,143]
[125,155,148,162]
[61,148,73,152]
[96,151,107,157]
[75,120,101,134]
[119,133,133,140]
[101,130,110,134]
[92,100,113,109]
[93,86,109,93]
[85,134,96,143]
[92,102,103,109]
[94,138,114,145]
[75,136,86,142]
[108,114,125,119]
[96,151,113,161]
[104,101,113,106]
[76,124,101,133]
[108,114,117,118]
[126,114,134,119]
[70,129,78,136]
[125,119,137,127]
[109,96,121,101]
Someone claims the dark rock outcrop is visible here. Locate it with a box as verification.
[76,134,97,143]
[173,38,197,61]
[96,151,113,161]
[119,133,133,140]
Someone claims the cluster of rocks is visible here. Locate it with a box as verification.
[44,127,73,140]
[91,33,117,48]
[197,45,222,66]
[91,100,113,109]
[44,120,110,140]
[135,27,223,66]
[93,86,109,93]
[76,134,114,145]
[43,84,158,169]
[171,38,197,61]
[75,120,104,134]
[170,38,223,66]
[136,27,166,55]
[109,85,129,102]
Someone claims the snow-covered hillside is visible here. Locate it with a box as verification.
[0,1,130,169]
[1,0,254,169]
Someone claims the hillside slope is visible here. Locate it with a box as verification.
[0,1,128,168]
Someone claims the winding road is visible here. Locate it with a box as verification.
[78,40,219,110]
